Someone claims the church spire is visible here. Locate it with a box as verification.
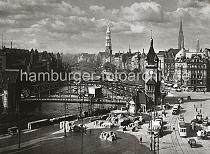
[128,44,131,53]
[146,31,159,66]
[105,24,112,55]
[150,30,153,48]
[178,18,184,50]
[196,39,200,53]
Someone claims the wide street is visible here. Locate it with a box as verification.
[1,91,210,154]
[118,90,210,154]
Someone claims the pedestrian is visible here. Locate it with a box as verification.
[150,143,152,151]
[140,136,142,144]
[200,109,201,113]
[196,108,197,112]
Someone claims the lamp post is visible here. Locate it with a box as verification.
[180,65,183,86]
[61,91,66,137]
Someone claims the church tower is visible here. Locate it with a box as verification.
[105,24,112,62]
[178,18,184,50]
[144,35,160,108]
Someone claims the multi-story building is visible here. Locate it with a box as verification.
[77,53,96,63]
[0,50,6,72]
[139,50,147,73]
[131,52,140,71]
[113,51,123,70]
[159,48,179,82]
[186,54,207,91]
[174,47,208,91]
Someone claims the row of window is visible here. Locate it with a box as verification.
[190,80,205,85]
[188,64,206,69]
[147,85,155,91]
[191,74,204,79]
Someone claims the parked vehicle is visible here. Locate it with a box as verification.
[202,120,208,126]
[179,114,184,122]
[188,139,196,148]
[99,131,117,141]
[8,127,18,135]
[28,119,50,130]
[164,103,172,109]
[176,88,182,92]
[178,121,187,137]
[172,109,179,115]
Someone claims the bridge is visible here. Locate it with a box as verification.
[21,80,144,108]
[20,97,127,105]
[29,80,144,97]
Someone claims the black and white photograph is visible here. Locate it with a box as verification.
[0,0,210,153]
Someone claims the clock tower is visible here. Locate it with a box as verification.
[144,37,160,108]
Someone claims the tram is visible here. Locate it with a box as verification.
[178,121,187,137]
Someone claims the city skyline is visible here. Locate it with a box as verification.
[0,0,210,54]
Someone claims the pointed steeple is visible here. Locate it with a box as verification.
[105,23,112,61]
[128,44,131,53]
[196,39,200,53]
[178,18,184,50]
[146,32,159,66]
[179,18,183,33]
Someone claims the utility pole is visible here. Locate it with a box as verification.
[150,110,153,151]
[16,70,21,149]
[80,83,84,154]
[180,65,183,86]
[18,98,21,149]
[61,91,66,137]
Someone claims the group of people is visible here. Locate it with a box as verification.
[194,103,202,114]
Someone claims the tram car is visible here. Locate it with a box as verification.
[178,121,187,137]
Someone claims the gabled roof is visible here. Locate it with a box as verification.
[166,48,180,58]
[146,78,156,85]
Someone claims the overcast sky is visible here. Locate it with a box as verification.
[0,0,210,54]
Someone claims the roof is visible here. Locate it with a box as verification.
[146,78,156,85]
[146,38,159,65]
[157,51,165,55]
[166,48,180,58]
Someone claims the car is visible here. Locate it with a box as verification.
[174,104,181,109]
[155,118,163,126]
[8,127,19,135]
[202,120,208,126]
[164,103,172,109]
[172,109,179,115]
[188,139,196,148]
[176,88,182,92]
